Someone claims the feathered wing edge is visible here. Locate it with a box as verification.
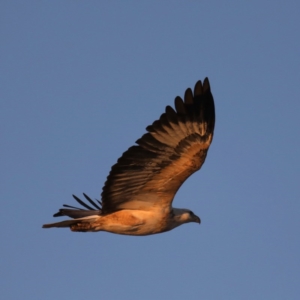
[42,194,102,228]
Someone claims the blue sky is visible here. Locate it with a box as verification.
[1,1,299,299]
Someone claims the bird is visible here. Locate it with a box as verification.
[43,78,215,235]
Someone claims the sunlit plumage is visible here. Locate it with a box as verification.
[43,78,215,235]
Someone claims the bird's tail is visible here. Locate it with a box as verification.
[42,215,99,229]
[42,193,102,230]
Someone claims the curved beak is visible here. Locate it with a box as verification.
[194,215,201,224]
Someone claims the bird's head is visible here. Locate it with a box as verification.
[172,208,201,225]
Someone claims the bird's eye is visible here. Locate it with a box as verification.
[189,211,194,216]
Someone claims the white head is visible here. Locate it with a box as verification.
[172,208,201,226]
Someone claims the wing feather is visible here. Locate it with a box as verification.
[100,78,215,213]
[175,96,186,114]
[52,78,215,216]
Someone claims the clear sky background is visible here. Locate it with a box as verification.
[1,1,299,299]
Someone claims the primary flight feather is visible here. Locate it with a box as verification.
[43,78,215,235]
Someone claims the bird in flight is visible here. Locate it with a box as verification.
[43,78,215,235]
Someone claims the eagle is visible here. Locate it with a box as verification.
[43,78,215,235]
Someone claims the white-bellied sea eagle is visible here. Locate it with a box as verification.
[43,78,215,235]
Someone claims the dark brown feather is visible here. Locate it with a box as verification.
[100,78,215,214]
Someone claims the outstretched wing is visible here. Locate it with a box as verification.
[100,78,215,214]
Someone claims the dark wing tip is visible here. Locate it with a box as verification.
[194,78,210,96]
[184,88,193,104]
[53,211,63,217]
[194,80,203,96]
[83,193,102,209]
[203,77,210,92]
[174,96,186,114]
[52,193,102,218]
